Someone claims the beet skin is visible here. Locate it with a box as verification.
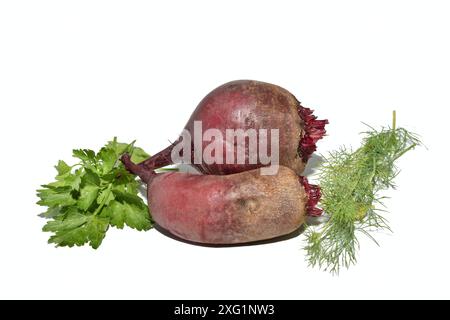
[139,80,328,175]
[121,155,317,244]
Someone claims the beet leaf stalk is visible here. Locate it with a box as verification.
[305,111,421,274]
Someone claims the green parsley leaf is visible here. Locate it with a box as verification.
[86,216,109,249]
[102,201,125,229]
[97,147,117,175]
[55,160,71,176]
[97,188,115,205]
[39,206,63,218]
[73,149,96,163]
[112,189,146,209]
[103,200,151,231]
[130,147,150,163]
[49,169,83,190]
[44,210,90,247]
[37,186,76,207]
[82,168,100,186]
[43,210,88,233]
[121,203,152,231]
[38,138,152,249]
[44,211,109,249]
[106,137,129,156]
[77,185,99,211]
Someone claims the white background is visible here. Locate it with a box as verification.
[1,0,449,299]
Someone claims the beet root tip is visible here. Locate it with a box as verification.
[299,176,323,217]
[298,105,329,162]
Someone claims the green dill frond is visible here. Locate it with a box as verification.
[306,111,421,274]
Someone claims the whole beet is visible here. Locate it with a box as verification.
[122,155,321,244]
[139,80,328,175]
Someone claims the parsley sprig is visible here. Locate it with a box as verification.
[37,138,152,249]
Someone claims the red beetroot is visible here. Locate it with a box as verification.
[122,154,322,244]
[139,80,328,175]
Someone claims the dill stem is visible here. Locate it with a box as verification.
[392,110,397,130]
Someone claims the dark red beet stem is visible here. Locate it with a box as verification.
[299,176,323,217]
[298,105,328,162]
[121,153,156,184]
[138,142,176,170]
[138,140,210,174]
